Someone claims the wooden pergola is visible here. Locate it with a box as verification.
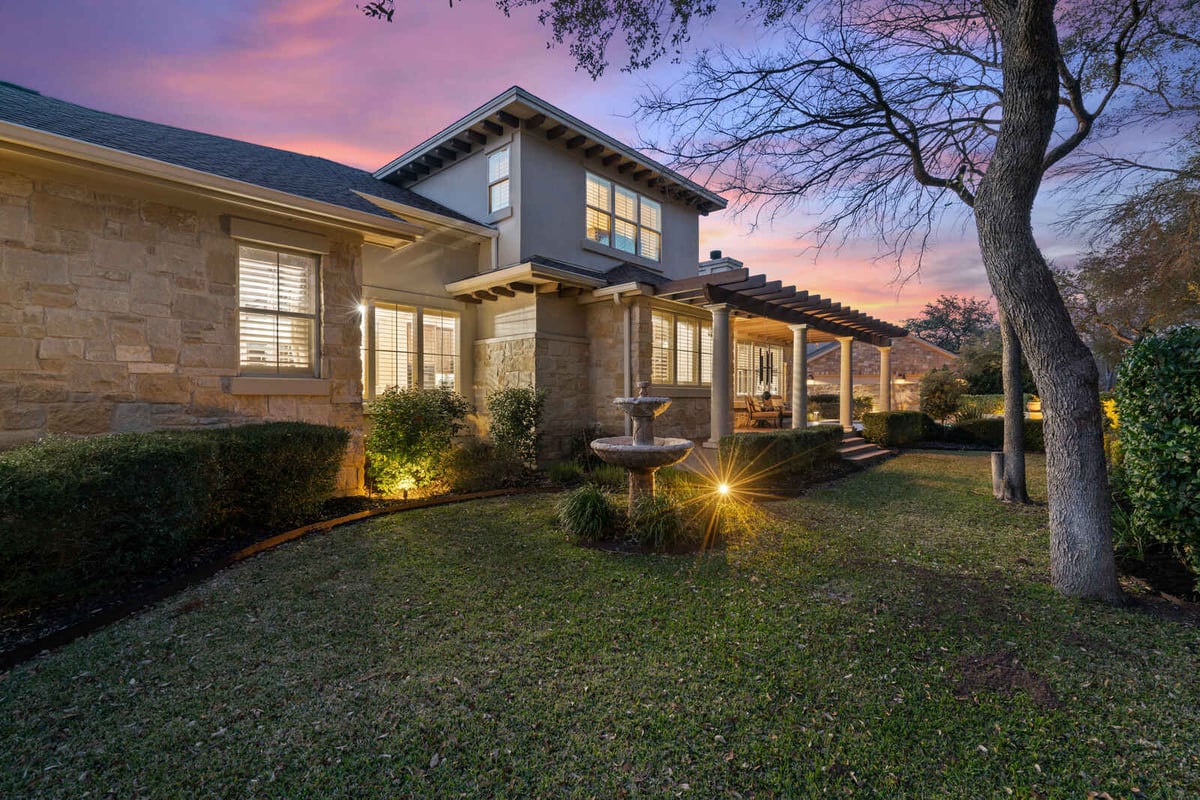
[654,268,909,440]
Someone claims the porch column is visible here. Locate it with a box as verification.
[877,342,892,412]
[837,335,854,432]
[705,303,733,447]
[789,323,808,428]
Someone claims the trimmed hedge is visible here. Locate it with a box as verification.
[862,411,935,447]
[0,423,349,611]
[1115,326,1200,588]
[941,418,1045,451]
[717,426,843,480]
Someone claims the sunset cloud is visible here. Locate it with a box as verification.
[0,1,1022,324]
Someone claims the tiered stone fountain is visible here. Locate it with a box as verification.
[590,382,695,508]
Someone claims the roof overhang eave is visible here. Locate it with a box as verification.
[0,120,425,246]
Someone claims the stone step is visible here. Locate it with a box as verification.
[837,434,896,465]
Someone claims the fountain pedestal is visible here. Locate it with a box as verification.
[590,382,695,507]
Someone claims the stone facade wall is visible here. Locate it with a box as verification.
[535,335,590,459]
[585,301,627,437]
[0,165,365,491]
[473,332,590,461]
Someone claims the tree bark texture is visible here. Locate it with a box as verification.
[999,309,1030,503]
[975,0,1121,602]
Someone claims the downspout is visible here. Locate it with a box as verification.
[621,295,633,436]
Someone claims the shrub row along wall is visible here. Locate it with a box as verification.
[717,426,844,481]
[0,422,348,611]
[862,411,1045,451]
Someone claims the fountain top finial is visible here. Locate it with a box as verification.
[637,380,650,397]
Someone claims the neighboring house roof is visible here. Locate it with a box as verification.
[374,86,728,215]
[0,81,484,229]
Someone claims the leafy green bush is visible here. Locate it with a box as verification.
[1115,325,1200,587]
[0,423,349,611]
[808,393,841,420]
[717,426,843,484]
[940,418,1045,451]
[628,493,696,552]
[852,395,874,420]
[442,438,528,493]
[959,394,1005,417]
[488,386,548,466]
[861,411,934,447]
[556,484,619,543]
[920,367,965,423]
[207,422,349,532]
[366,386,470,495]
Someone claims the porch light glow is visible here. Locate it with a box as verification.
[356,303,367,315]
[717,482,730,496]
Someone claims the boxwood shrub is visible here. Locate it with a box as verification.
[943,418,1045,451]
[717,426,843,481]
[0,422,349,612]
[861,411,934,447]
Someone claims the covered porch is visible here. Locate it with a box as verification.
[653,268,910,445]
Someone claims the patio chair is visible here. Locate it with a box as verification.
[763,396,793,425]
[744,395,783,428]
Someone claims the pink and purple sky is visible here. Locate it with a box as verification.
[1,0,1103,321]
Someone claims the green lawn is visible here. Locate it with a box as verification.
[2,452,1197,798]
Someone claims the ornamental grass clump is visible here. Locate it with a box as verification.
[1114,325,1200,589]
[366,386,470,496]
[556,484,619,544]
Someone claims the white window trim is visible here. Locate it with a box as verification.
[234,242,321,378]
[651,309,712,388]
[487,146,511,214]
[585,172,662,262]
[362,300,461,399]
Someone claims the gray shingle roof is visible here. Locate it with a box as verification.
[0,82,485,228]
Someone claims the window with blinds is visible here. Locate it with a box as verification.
[651,311,672,384]
[238,245,318,375]
[585,173,663,262]
[652,310,712,387]
[373,303,417,392]
[365,303,460,397]
[422,309,459,390]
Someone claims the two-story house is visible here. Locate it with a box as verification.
[0,82,911,490]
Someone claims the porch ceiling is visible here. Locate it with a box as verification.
[655,269,908,347]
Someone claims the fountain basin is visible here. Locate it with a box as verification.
[590,436,694,471]
[613,396,674,419]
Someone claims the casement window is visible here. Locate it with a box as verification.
[365,302,460,397]
[651,310,712,386]
[237,245,319,375]
[488,147,510,213]
[585,173,662,261]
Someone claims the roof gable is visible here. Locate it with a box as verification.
[373,86,727,215]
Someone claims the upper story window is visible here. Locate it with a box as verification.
[237,244,319,376]
[488,147,510,213]
[586,173,662,262]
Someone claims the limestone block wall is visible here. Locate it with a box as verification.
[535,335,590,459]
[0,165,365,491]
[585,300,626,436]
[472,332,588,461]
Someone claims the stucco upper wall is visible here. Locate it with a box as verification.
[519,133,700,279]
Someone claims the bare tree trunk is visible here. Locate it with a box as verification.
[999,309,1030,503]
[976,0,1121,602]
